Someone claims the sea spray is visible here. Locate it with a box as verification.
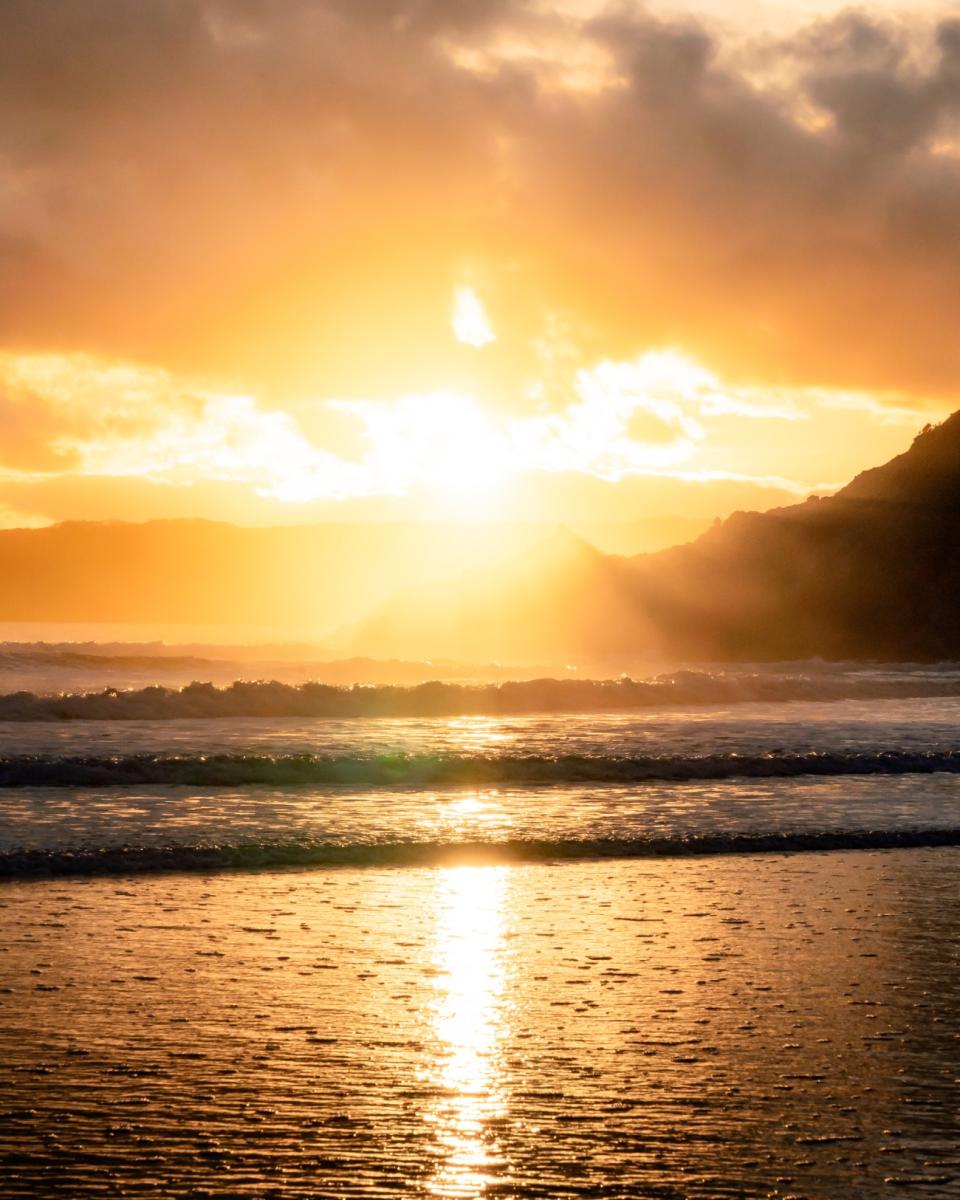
[3,668,960,720]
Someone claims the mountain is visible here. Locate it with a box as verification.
[0,515,720,640]
[352,414,960,663]
[354,528,649,664]
[573,515,713,555]
[834,415,960,506]
[2,416,957,661]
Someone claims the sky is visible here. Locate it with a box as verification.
[1,0,958,531]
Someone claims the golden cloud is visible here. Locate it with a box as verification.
[0,2,958,403]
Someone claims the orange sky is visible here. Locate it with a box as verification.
[0,0,957,530]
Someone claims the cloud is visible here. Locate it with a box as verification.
[545,8,960,393]
[0,2,959,403]
[0,347,888,513]
[0,353,367,500]
[805,387,934,425]
[452,285,497,346]
[512,355,706,479]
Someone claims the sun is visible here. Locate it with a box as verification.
[394,391,508,507]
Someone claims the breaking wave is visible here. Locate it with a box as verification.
[2,748,960,787]
[4,668,960,720]
[4,827,960,879]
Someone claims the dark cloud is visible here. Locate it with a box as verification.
[0,1,959,397]
[537,7,960,392]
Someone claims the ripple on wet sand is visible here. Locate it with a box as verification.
[1,848,959,1198]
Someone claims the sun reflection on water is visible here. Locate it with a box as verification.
[424,865,510,1198]
[419,789,511,843]
[447,790,501,822]
[442,717,510,753]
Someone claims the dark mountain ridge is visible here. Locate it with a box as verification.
[353,414,960,663]
[0,416,957,662]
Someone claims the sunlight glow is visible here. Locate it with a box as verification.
[0,346,919,517]
[333,390,507,500]
[424,866,510,1198]
[452,286,496,347]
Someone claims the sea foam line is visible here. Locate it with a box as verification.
[2,671,960,720]
[3,828,960,879]
[2,749,960,787]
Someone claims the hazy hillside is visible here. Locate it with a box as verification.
[3,416,957,662]
[0,520,547,636]
[0,515,712,638]
[353,414,960,663]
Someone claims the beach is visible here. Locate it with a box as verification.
[2,848,958,1198]
[3,685,960,1196]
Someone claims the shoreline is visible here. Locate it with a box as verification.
[5,826,960,882]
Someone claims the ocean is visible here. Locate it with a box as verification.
[1,661,959,1196]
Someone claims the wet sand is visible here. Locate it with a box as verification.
[1,848,959,1198]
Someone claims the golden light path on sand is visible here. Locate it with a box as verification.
[2,852,960,1195]
[424,866,511,1198]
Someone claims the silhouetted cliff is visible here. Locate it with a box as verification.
[355,415,960,662]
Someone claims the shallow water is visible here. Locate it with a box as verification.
[2,697,960,876]
[2,774,960,863]
[1,696,959,758]
[1,851,959,1198]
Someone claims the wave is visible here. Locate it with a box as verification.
[0,649,215,670]
[2,748,960,787]
[0,647,575,685]
[3,669,960,720]
[4,827,959,879]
